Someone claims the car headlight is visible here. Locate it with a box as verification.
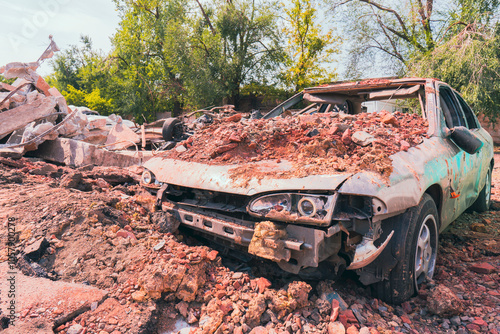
[298,197,319,217]
[248,193,335,225]
[142,170,154,185]
[249,194,291,213]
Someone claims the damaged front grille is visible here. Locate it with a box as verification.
[161,185,342,228]
[164,185,255,220]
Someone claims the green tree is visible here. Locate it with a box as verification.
[110,0,284,113]
[49,0,286,119]
[281,0,339,90]
[408,23,500,122]
[109,0,188,119]
[47,37,87,92]
[334,0,500,77]
[180,0,285,107]
[62,85,114,113]
[47,36,115,114]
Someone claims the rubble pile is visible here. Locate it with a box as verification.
[0,62,141,155]
[2,37,497,334]
[0,40,156,166]
[0,62,71,153]
[1,158,499,334]
[166,111,428,178]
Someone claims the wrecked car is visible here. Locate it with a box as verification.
[142,78,493,304]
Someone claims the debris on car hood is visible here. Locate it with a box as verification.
[160,110,429,179]
[144,157,354,194]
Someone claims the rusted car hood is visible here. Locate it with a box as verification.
[143,158,353,196]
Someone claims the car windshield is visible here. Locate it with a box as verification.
[264,83,426,119]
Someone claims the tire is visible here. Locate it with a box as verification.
[471,166,492,212]
[371,194,439,304]
[162,118,181,141]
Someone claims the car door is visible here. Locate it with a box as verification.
[438,85,479,218]
[453,91,491,205]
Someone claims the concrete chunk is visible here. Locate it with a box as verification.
[0,262,107,334]
[0,97,57,140]
[79,129,109,145]
[352,131,375,147]
[57,110,88,137]
[26,90,40,104]
[48,87,69,113]
[0,82,16,92]
[87,118,107,130]
[104,122,140,151]
[33,73,51,96]
[0,146,24,158]
[24,237,50,261]
[2,62,39,80]
[34,138,146,168]
[12,78,31,88]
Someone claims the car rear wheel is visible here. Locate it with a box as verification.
[471,166,492,212]
[372,194,438,304]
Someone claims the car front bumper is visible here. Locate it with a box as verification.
[160,200,343,274]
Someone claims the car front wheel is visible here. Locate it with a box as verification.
[372,194,439,304]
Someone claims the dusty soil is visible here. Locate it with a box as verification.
[164,111,428,179]
[0,155,498,334]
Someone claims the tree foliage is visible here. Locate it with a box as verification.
[49,0,289,120]
[179,0,285,107]
[408,23,500,121]
[335,0,500,78]
[281,0,339,90]
[108,0,188,119]
[46,0,500,125]
[47,36,115,114]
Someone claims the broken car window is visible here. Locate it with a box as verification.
[454,92,479,130]
[439,87,467,129]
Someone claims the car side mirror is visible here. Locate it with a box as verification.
[449,126,483,154]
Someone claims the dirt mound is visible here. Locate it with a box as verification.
[165,111,428,178]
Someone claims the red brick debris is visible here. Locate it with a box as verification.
[1,150,499,334]
[164,111,429,179]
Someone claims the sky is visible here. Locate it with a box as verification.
[0,0,352,79]
[0,0,121,76]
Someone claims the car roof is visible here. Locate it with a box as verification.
[303,77,431,94]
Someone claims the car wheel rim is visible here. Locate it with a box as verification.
[414,214,438,287]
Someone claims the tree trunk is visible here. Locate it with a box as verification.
[172,99,182,117]
[229,87,241,110]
